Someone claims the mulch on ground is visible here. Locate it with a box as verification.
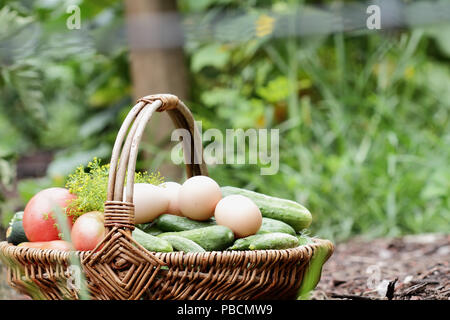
[312,234,449,300]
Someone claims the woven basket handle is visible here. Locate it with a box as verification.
[104,94,208,232]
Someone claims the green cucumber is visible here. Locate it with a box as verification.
[221,186,312,232]
[157,226,234,251]
[257,217,296,236]
[159,235,205,252]
[6,211,28,245]
[132,228,173,252]
[296,234,315,246]
[155,214,215,232]
[228,235,262,250]
[227,232,314,250]
[141,224,164,236]
[248,233,299,250]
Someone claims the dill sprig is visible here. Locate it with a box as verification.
[65,158,164,218]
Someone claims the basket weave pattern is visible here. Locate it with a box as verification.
[0,94,333,300]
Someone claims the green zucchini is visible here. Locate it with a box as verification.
[155,214,215,232]
[257,217,296,236]
[157,226,234,251]
[10,211,24,224]
[159,235,205,252]
[132,228,173,252]
[7,221,28,245]
[221,186,312,232]
[6,211,28,245]
[248,233,299,250]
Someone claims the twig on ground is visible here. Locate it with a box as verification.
[330,293,379,300]
[398,283,428,296]
[386,278,398,300]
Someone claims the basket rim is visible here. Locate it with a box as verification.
[0,238,333,260]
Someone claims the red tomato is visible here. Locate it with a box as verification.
[23,187,77,242]
[71,211,105,251]
[18,240,73,252]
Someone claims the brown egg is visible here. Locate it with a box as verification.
[160,182,182,216]
[178,176,222,221]
[214,195,262,238]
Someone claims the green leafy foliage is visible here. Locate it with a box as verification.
[181,1,450,242]
[65,158,164,218]
[0,0,449,244]
[0,1,130,228]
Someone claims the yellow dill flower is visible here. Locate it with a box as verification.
[65,158,164,218]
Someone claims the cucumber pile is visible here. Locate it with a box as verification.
[134,186,315,252]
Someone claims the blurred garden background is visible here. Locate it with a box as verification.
[0,0,448,249]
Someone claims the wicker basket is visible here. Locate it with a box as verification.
[0,94,333,300]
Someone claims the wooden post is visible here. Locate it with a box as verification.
[124,0,188,181]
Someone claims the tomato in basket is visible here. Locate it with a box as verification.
[70,211,105,251]
[23,188,77,242]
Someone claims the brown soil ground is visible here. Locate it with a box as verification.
[312,233,449,300]
[0,234,448,300]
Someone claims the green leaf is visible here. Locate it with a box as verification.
[256,76,293,103]
[7,64,47,128]
[421,170,450,200]
[0,6,38,64]
[79,108,115,139]
[201,88,239,107]
[191,44,230,72]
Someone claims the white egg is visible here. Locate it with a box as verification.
[130,183,169,224]
[178,175,222,221]
[214,195,262,238]
[160,181,182,216]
